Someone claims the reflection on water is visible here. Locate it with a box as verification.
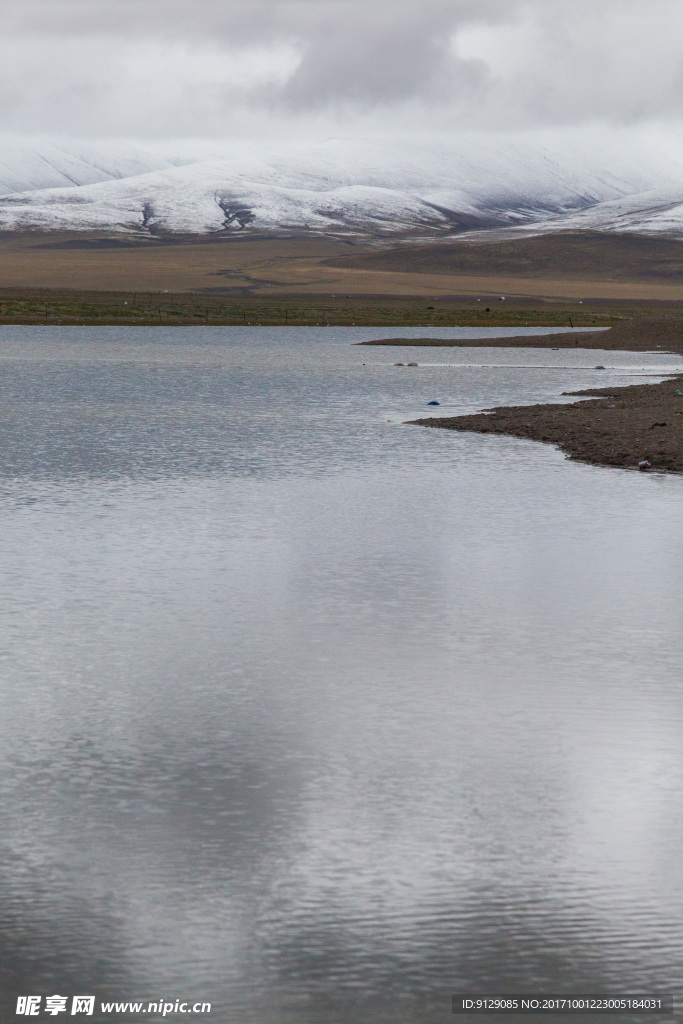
[1,327,682,1023]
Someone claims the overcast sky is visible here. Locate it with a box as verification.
[2,0,683,142]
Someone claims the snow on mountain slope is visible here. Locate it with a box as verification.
[0,168,462,234]
[489,186,683,238]
[0,132,682,236]
[0,138,174,196]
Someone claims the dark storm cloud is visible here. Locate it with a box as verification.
[273,3,490,108]
[1,0,682,136]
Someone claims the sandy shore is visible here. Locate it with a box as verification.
[407,318,683,473]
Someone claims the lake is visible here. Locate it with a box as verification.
[1,326,681,1023]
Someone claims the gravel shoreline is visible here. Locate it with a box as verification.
[406,318,683,473]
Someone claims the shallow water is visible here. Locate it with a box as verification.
[1,326,682,1023]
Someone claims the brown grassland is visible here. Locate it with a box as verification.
[0,229,682,326]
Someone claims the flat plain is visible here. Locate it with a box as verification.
[0,230,682,327]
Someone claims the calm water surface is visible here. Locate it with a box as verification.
[1,327,682,1023]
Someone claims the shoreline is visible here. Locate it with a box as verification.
[359,330,610,348]
[357,317,683,353]
[406,318,683,474]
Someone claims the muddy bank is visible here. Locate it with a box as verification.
[359,316,683,353]
[411,377,683,473]
[405,318,683,473]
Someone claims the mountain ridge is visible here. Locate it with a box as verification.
[1,133,683,239]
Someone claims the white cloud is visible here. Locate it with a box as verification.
[120,41,301,90]
[453,16,545,77]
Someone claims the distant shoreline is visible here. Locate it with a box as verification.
[357,318,683,353]
[358,330,609,348]
[406,318,683,474]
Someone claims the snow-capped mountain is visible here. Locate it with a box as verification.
[1,133,682,237]
[481,186,683,239]
[0,138,174,196]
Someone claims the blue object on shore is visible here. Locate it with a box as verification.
[427,400,440,406]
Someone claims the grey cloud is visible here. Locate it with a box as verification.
[1,0,683,137]
[276,6,464,108]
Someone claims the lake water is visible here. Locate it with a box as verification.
[1,326,682,1024]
